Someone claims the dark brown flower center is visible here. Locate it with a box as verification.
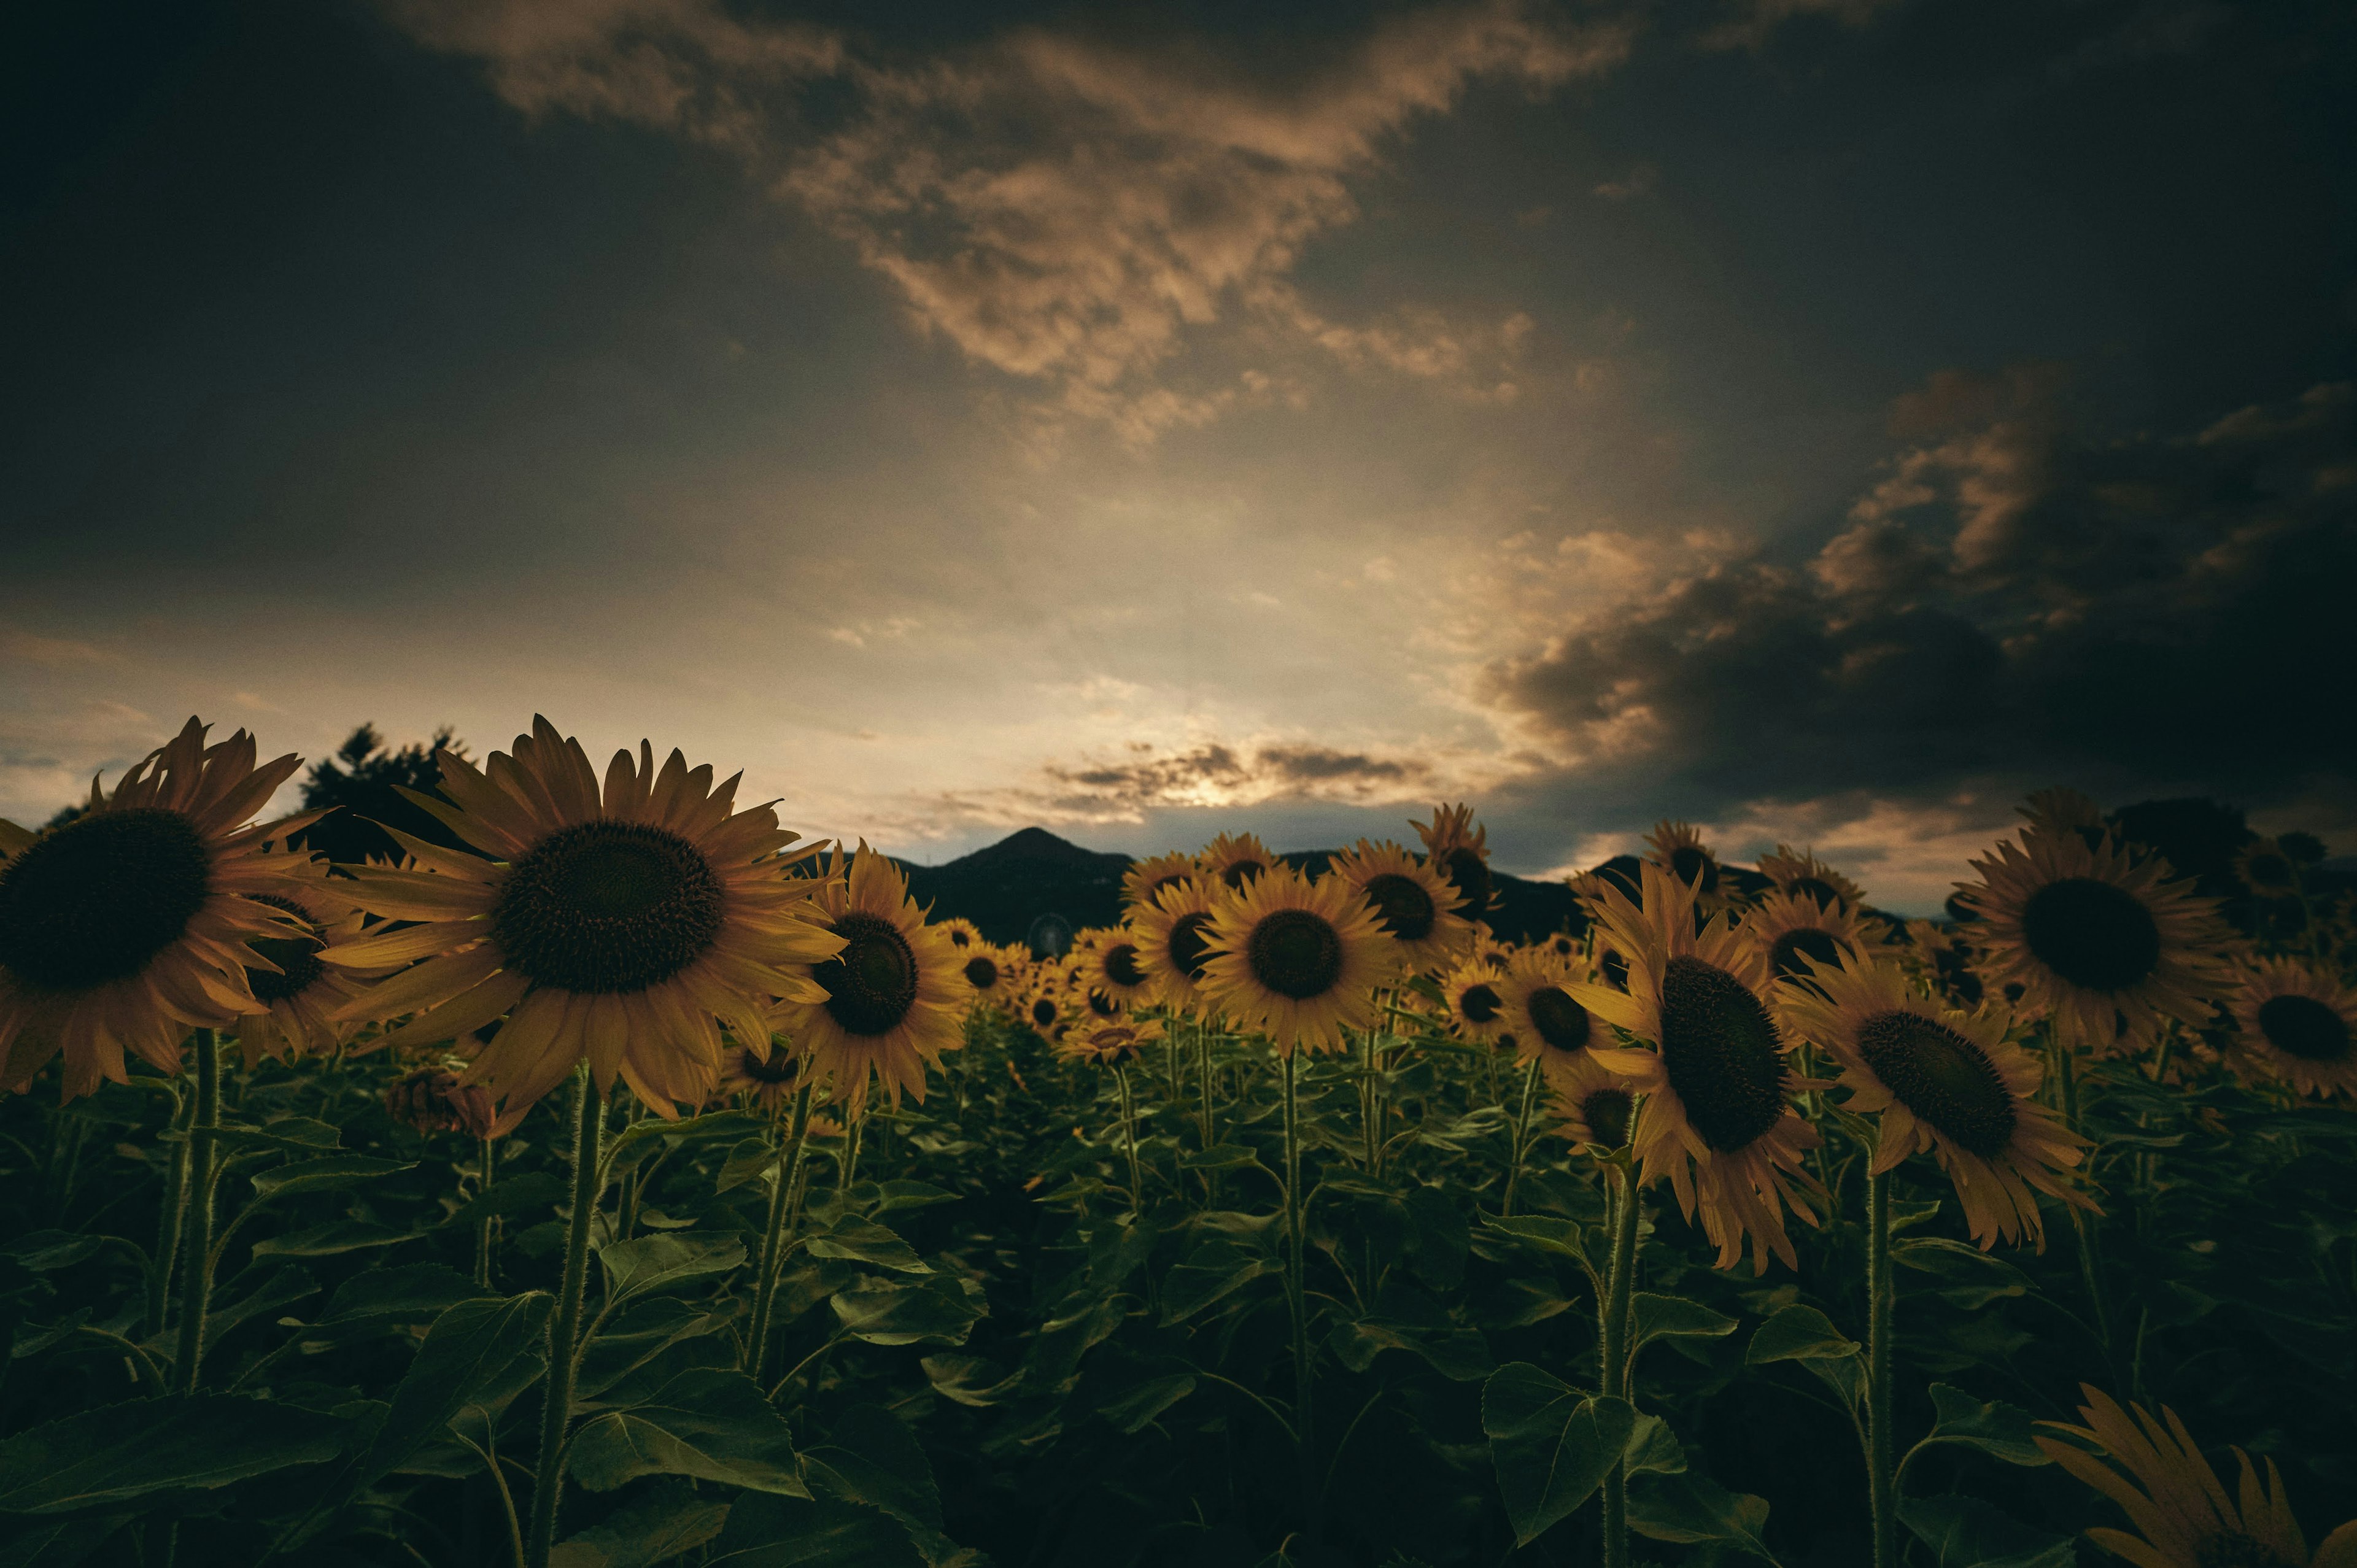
[2021,876,2161,992]
[0,807,211,992]
[1167,911,1216,979]
[1527,986,1591,1054]
[1086,988,1121,1019]
[1362,872,1437,942]
[2195,1530,2299,1568]
[1245,908,1343,999]
[1854,1009,2016,1157]
[244,893,325,1003]
[962,955,1000,991]
[1670,845,1718,894]
[494,821,724,994]
[1148,873,1191,906]
[948,927,972,948]
[2257,993,2350,1063]
[2243,854,2294,890]
[1103,942,1147,989]
[1030,997,1058,1029]
[1458,983,1501,1025]
[1442,848,1491,919]
[1658,956,1784,1153]
[741,1048,800,1084]
[1769,927,1846,983]
[815,911,918,1036]
[1580,1087,1633,1149]
[1220,857,1265,890]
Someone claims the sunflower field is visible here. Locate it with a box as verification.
[0,719,2352,1568]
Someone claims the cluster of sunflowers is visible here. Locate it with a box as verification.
[0,716,2352,1568]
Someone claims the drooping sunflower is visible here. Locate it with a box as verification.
[0,718,316,1101]
[1755,845,1866,913]
[1440,958,1511,1044]
[1061,1017,1162,1068]
[1413,803,1493,923]
[1542,1046,1634,1152]
[1955,829,2227,1052]
[2035,1386,2357,1568]
[225,854,387,1070]
[1568,861,1822,1273]
[1083,928,1156,1008]
[2234,838,2303,903]
[1747,890,1873,997]
[1325,839,1473,971]
[325,719,841,1119]
[937,916,986,952]
[2229,958,2357,1100]
[1131,876,1221,1013]
[775,844,964,1111]
[1200,832,1279,892]
[1781,950,2090,1249]
[1123,851,1201,914]
[1643,821,1729,911]
[715,1040,828,1119]
[1198,863,1401,1054]
[1497,948,1598,1065]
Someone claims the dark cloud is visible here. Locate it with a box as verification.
[1480,374,2357,824]
[1028,740,1434,816]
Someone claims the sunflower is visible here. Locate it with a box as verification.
[1083,929,1156,1007]
[937,916,986,952]
[1198,863,1401,1054]
[715,1040,827,1118]
[1756,845,1866,913]
[2234,838,2303,903]
[2229,958,2357,1100]
[1131,876,1221,1012]
[1542,1046,1634,1152]
[1440,958,1511,1044]
[1200,832,1279,892]
[385,1064,498,1139]
[1568,861,1822,1273]
[1325,839,1473,971]
[0,718,318,1101]
[1781,950,2089,1249]
[225,855,387,1070]
[1644,821,1728,911]
[1747,890,1873,998]
[954,943,1013,1006]
[325,719,840,1121]
[1020,987,1066,1037]
[1061,1018,1162,1068]
[2035,1386,2357,1568]
[1078,986,1126,1025]
[773,844,963,1112]
[1123,851,1201,914]
[1497,948,1598,1065]
[1955,828,2227,1052]
[1903,919,1985,1008]
[1413,803,1493,922]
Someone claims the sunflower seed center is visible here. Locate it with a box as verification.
[963,955,1000,991]
[1030,997,1058,1029]
[1670,846,1718,893]
[1527,986,1592,1053]
[2020,876,2161,992]
[0,808,212,992]
[742,1049,800,1084]
[1580,1087,1633,1148]
[1363,872,1437,941]
[1167,912,1216,979]
[816,910,919,1036]
[2257,994,2350,1062]
[1086,988,1121,1018]
[2243,854,2294,890]
[245,894,326,1004]
[493,821,724,994]
[1220,858,1264,890]
[1246,908,1344,999]
[1855,1008,2016,1157]
[1658,956,1785,1153]
[1104,942,1147,989]
[1459,982,1501,1025]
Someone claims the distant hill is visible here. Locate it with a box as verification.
[897,827,1589,952]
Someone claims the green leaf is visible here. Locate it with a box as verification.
[1096,1373,1197,1434]
[805,1218,932,1275]
[214,1117,342,1154]
[1624,1413,1687,1476]
[0,1394,348,1513]
[707,1492,926,1567]
[312,1263,496,1327]
[1329,1318,1496,1382]
[1180,1143,1263,1172]
[206,1264,319,1345]
[830,1273,985,1347]
[1747,1303,1860,1364]
[804,1405,943,1531]
[443,1171,568,1228]
[1477,1213,1590,1261]
[356,1291,553,1488]
[1480,1361,1638,1547]
[598,1233,746,1303]
[1158,1238,1275,1325]
[1900,1494,2075,1568]
[1628,1468,1779,1561]
[0,1510,134,1566]
[250,1221,422,1260]
[1913,1385,2051,1469]
[1628,1292,1739,1355]
[1,1232,110,1272]
[568,1368,810,1496]
[1404,1184,1469,1291]
[921,1354,1021,1408]
[549,1480,730,1568]
[716,1137,782,1195]
[577,1297,738,1405]
[1895,1238,2031,1310]
[873,1180,960,1213]
[249,1153,417,1199]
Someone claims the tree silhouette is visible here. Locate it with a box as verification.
[293,724,472,865]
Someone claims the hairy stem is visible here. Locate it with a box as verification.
[1599,1159,1640,1568]
[524,1072,604,1568]
[170,1030,222,1392]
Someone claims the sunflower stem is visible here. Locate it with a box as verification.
[1117,1065,1144,1218]
[524,1070,604,1568]
[1280,1048,1318,1544]
[1865,1165,1897,1568]
[1501,1052,1543,1219]
[747,1081,814,1386]
[170,1029,222,1393]
[1194,1019,1220,1203]
[148,1078,193,1342]
[1598,1157,1640,1568]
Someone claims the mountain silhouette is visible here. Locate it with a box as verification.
[897,827,1587,952]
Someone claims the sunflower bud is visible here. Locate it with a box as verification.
[384,1066,497,1139]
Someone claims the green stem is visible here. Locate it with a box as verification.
[171,1030,222,1393]
[1598,1159,1640,1568]
[474,1137,499,1290]
[1501,1053,1542,1219]
[1866,1166,1896,1568]
[2052,1038,2116,1369]
[148,1082,192,1341]
[1117,1066,1144,1218]
[524,1071,604,1568]
[747,1083,814,1385]
[1196,1021,1218,1202]
[840,1108,865,1202]
[1280,1049,1317,1543]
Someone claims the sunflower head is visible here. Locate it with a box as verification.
[385,1064,498,1140]
[2018,788,2112,854]
[1412,803,1492,921]
[782,844,966,1111]
[1198,864,1402,1054]
[937,917,986,952]
[1499,948,1597,1064]
[1086,930,1155,1004]
[1441,959,1510,1043]
[1756,845,1867,913]
[2234,838,2302,902]
[2230,957,2357,1101]
[956,944,1010,999]
[1123,851,1202,915]
[1326,838,1473,971]
[1132,875,1221,1013]
[1746,890,1873,1005]
[1644,820,1725,902]
[1063,1018,1161,1067]
[1542,1046,1633,1151]
[1200,832,1279,892]
[225,854,384,1070]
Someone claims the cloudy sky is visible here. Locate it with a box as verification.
[6,0,2353,911]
